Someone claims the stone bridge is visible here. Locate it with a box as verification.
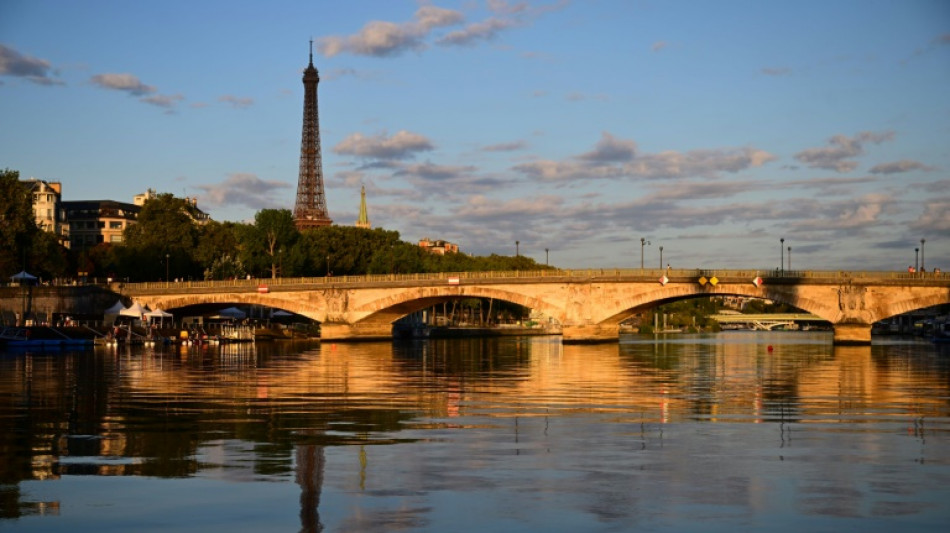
[118,269,950,345]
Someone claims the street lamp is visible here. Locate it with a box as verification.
[326,254,330,277]
[921,238,926,272]
[915,247,919,272]
[640,237,650,270]
[545,248,549,266]
[788,246,791,271]
[516,240,520,257]
[659,245,664,270]
[780,238,784,275]
[165,253,170,285]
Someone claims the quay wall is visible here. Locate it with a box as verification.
[0,285,121,324]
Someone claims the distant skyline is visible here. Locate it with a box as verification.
[1,0,948,271]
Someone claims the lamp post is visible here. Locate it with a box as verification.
[787,246,791,271]
[921,238,926,271]
[545,248,549,266]
[659,245,663,270]
[326,254,330,277]
[516,240,520,257]
[640,237,650,270]
[165,253,170,286]
[915,247,919,272]
[780,238,784,275]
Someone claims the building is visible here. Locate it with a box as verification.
[62,200,141,250]
[293,41,332,230]
[21,178,69,245]
[418,238,459,255]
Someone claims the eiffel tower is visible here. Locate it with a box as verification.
[293,41,332,230]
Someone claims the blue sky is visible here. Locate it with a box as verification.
[1,0,948,271]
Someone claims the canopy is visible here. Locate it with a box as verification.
[104,300,127,314]
[120,301,149,317]
[218,306,246,319]
[144,308,173,327]
[10,270,37,282]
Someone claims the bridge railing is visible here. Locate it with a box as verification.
[114,268,950,293]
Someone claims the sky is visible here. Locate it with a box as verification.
[1,0,948,272]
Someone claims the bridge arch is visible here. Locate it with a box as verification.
[590,283,841,328]
[346,285,564,328]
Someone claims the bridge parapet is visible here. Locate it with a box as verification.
[115,268,950,294]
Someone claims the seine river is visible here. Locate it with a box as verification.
[1,332,949,532]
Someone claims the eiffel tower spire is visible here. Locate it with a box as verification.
[356,185,370,229]
[293,40,332,230]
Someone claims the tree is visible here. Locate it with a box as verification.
[122,193,201,281]
[254,209,298,278]
[0,168,38,277]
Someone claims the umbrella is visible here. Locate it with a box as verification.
[218,306,247,319]
[10,271,38,283]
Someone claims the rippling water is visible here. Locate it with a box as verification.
[2,332,949,532]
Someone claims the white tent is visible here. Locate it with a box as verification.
[104,300,127,314]
[144,308,173,327]
[120,301,149,317]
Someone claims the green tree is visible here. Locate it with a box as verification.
[253,209,298,278]
[122,193,202,281]
[0,168,38,277]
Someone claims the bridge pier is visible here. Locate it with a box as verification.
[832,323,872,345]
[320,322,393,342]
[561,324,620,344]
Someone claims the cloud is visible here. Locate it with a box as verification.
[318,6,464,57]
[513,134,775,182]
[910,200,950,232]
[868,159,934,174]
[333,130,434,160]
[397,161,476,182]
[141,93,184,109]
[578,132,637,163]
[794,130,894,172]
[651,41,669,52]
[218,95,254,109]
[791,193,896,230]
[0,44,63,86]
[482,140,527,152]
[438,17,518,46]
[194,173,292,210]
[761,67,791,76]
[90,73,156,96]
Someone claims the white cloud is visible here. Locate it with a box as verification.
[333,130,434,160]
[90,73,155,96]
[318,6,464,57]
[794,131,894,172]
[0,44,62,86]
[868,159,934,174]
[195,173,292,210]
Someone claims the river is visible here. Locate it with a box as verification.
[1,332,949,532]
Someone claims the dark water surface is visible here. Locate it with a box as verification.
[2,332,949,532]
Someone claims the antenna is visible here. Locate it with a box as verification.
[309,38,313,63]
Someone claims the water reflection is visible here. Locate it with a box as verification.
[1,333,949,530]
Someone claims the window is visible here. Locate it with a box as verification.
[110,235,123,243]
[110,221,123,229]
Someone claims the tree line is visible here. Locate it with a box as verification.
[1,168,548,282]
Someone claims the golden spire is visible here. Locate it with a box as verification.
[355,185,370,229]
